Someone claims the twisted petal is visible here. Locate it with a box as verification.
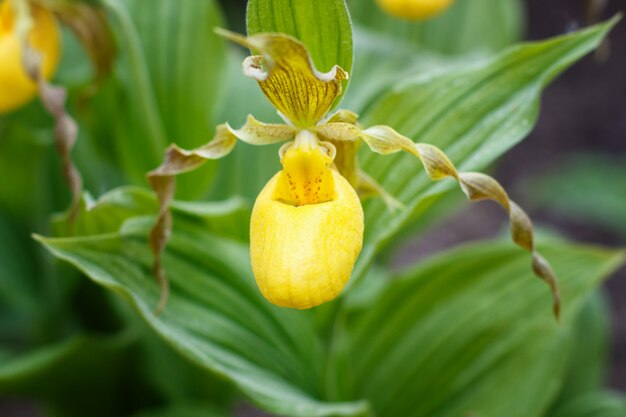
[147,118,294,314]
[315,121,363,144]
[330,123,561,319]
[216,28,348,127]
[228,115,297,145]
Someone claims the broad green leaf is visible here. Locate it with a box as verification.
[169,197,250,243]
[132,320,236,408]
[342,26,462,113]
[354,19,617,280]
[38,211,368,417]
[551,391,626,417]
[523,154,626,238]
[99,0,227,198]
[349,0,524,55]
[98,0,167,181]
[123,0,226,152]
[247,0,353,104]
[52,186,250,242]
[52,187,157,237]
[336,240,625,417]
[551,291,610,404]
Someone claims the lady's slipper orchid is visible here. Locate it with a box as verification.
[375,0,454,21]
[0,0,60,113]
[148,29,561,319]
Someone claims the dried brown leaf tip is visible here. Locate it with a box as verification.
[147,29,560,320]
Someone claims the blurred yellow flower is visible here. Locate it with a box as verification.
[375,0,454,21]
[0,0,60,114]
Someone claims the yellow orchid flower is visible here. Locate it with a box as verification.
[375,0,454,21]
[148,29,560,318]
[0,0,60,114]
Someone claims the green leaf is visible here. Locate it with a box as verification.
[37,210,368,417]
[132,320,236,408]
[52,187,158,237]
[335,240,625,417]
[169,197,251,243]
[354,18,617,279]
[246,0,353,103]
[98,0,168,180]
[343,26,462,113]
[551,391,626,417]
[523,154,626,238]
[52,186,251,242]
[99,0,227,198]
[551,291,610,403]
[349,0,524,55]
[123,0,226,153]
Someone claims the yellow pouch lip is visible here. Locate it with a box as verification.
[250,168,364,309]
